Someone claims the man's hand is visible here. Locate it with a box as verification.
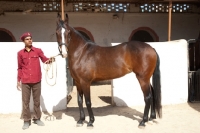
[17,81,21,91]
[45,57,55,64]
[50,57,55,62]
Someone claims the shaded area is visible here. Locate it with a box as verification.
[188,71,200,102]
[131,30,154,42]
[91,80,111,86]
[188,38,200,71]
[188,36,200,102]
[42,94,145,125]
[0,30,13,42]
[188,102,200,113]
[45,105,144,125]
[98,96,112,104]
[40,85,145,125]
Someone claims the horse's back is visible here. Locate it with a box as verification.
[72,40,157,81]
[127,41,154,52]
[85,40,157,71]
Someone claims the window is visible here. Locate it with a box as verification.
[140,3,191,13]
[34,1,60,12]
[73,3,130,12]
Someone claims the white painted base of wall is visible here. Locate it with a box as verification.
[0,40,189,113]
[112,39,189,106]
[0,42,67,114]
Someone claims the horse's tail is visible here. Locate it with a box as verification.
[152,50,162,118]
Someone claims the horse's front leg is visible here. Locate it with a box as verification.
[76,86,85,127]
[83,83,95,128]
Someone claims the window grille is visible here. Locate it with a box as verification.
[140,3,191,13]
[73,3,130,12]
[40,1,60,11]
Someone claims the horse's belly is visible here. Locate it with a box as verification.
[93,68,131,81]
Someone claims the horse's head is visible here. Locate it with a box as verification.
[56,13,70,58]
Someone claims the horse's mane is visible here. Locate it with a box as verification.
[70,26,96,45]
[59,19,95,45]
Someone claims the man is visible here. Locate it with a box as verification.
[17,32,54,130]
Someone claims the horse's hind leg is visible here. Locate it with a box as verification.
[149,85,156,121]
[136,76,152,128]
[76,83,85,127]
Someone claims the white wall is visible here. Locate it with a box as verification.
[0,39,190,113]
[0,12,200,44]
[0,42,67,114]
[112,39,188,106]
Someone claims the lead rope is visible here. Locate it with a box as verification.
[43,54,60,86]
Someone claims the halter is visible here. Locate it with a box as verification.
[58,28,71,47]
[57,21,70,57]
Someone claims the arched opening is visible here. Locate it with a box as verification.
[0,28,16,42]
[74,27,95,42]
[131,30,154,42]
[129,27,159,42]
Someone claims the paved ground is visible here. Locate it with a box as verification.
[1,85,200,133]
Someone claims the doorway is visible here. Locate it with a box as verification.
[129,27,159,42]
[0,28,16,42]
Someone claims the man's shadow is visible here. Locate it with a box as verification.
[28,94,53,120]
[40,95,57,121]
[40,95,70,121]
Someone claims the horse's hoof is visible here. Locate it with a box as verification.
[87,123,94,129]
[149,117,155,121]
[76,121,84,127]
[76,119,85,127]
[138,121,145,129]
[76,123,83,127]
[87,126,94,129]
[147,121,153,125]
[138,125,145,129]
[148,117,155,125]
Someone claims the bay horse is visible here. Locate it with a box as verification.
[56,13,162,128]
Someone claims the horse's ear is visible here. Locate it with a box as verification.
[57,12,61,20]
[65,13,69,24]
[56,12,61,26]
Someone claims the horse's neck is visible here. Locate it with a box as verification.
[71,29,86,46]
[68,30,87,56]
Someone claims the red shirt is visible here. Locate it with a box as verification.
[17,46,49,83]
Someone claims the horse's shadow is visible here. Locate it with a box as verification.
[65,105,143,124]
[45,96,144,124]
[188,102,200,112]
